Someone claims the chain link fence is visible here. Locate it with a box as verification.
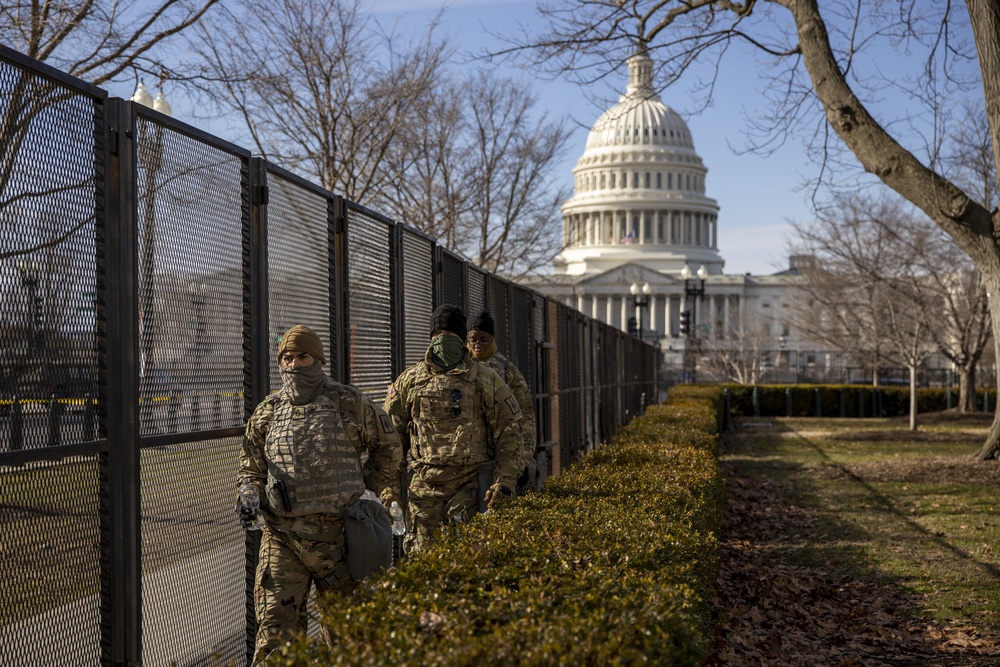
[0,45,658,666]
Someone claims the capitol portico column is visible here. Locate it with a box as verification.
[592,296,600,320]
[606,295,614,326]
[723,295,731,338]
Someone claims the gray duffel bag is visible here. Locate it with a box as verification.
[342,494,393,581]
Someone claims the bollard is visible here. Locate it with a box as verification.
[785,387,792,417]
[946,386,952,411]
[192,393,201,431]
[83,393,95,441]
[640,392,647,415]
[232,393,242,425]
[213,395,222,428]
[752,386,760,417]
[10,397,23,451]
[985,390,991,414]
[723,388,732,432]
[838,389,846,418]
[814,388,822,417]
[857,389,864,418]
[871,389,878,418]
[48,394,62,447]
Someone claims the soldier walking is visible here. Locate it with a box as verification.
[466,310,537,491]
[238,325,401,664]
[383,305,522,555]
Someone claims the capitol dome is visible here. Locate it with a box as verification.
[554,49,723,277]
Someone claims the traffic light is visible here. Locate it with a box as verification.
[679,310,691,336]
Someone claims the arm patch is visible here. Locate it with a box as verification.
[379,414,395,434]
[505,395,522,415]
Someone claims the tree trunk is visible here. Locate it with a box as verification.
[959,363,977,413]
[909,365,918,431]
[787,0,1000,459]
[974,275,1000,460]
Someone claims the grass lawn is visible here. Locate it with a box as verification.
[711,413,1000,665]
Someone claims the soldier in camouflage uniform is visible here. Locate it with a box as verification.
[239,325,401,665]
[383,305,522,555]
[466,311,537,489]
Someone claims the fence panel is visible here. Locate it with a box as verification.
[400,227,434,368]
[438,248,465,312]
[344,203,395,398]
[489,276,510,357]
[0,49,106,665]
[467,265,488,318]
[134,108,250,667]
[265,167,336,387]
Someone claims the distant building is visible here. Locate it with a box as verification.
[523,49,937,385]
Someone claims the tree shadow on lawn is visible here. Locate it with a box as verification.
[708,423,1000,666]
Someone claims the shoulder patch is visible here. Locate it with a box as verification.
[505,395,522,415]
[379,414,395,434]
[387,384,396,398]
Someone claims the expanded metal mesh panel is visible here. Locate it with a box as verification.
[488,276,510,357]
[0,61,102,451]
[0,456,101,664]
[140,436,245,667]
[467,266,487,319]
[401,229,434,368]
[135,115,246,437]
[345,205,393,397]
[439,250,464,312]
[266,173,334,388]
[509,285,533,386]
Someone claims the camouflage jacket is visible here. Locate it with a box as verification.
[239,378,401,528]
[479,350,536,468]
[383,349,522,489]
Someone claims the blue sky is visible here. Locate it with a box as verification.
[365,0,820,276]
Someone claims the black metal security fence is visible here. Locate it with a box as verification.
[0,45,658,667]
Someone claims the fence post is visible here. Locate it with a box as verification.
[857,389,864,418]
[985,390,991,414]
[814,388,822,417]
[192,393,201,431]
[232,392,242,426]
[785,387,792,417]
[10,397,23,451]
[84,393,95,441]
[48,395,62,447]
[752,386,760,417]
[169,394,179,432]
[838,389,845,418]
[946,386,952,411]
[213,394,222,428]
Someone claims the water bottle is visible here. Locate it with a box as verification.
[360,489,380,503]
[389,501,405,536]
[237,479,265,531]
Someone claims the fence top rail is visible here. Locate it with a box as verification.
[266,161,338,201]
[0,43,107,100]
[344,198,397,227]
[136,104,251,159]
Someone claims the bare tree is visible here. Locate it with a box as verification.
[705,308,771,385]
[189,0,447,203]
[513,0,1000,458]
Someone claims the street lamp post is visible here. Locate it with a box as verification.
[132,82,171,430]
[679,265,708,383]
[629,281,652,341]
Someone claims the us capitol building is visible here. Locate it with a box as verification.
[525,49,819,383]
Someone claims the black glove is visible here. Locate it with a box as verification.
[236,501,260,530]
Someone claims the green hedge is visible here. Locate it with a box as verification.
[266,390,726,666]
[723,384,997,418]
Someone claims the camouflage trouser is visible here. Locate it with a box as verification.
[404,465,480,555]
[253,519,353,665]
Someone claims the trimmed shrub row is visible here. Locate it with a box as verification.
[724,384,996,418]
[268,389,725,666]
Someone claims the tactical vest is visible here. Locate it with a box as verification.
[409,362,492,468]
[263,383,365,517]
